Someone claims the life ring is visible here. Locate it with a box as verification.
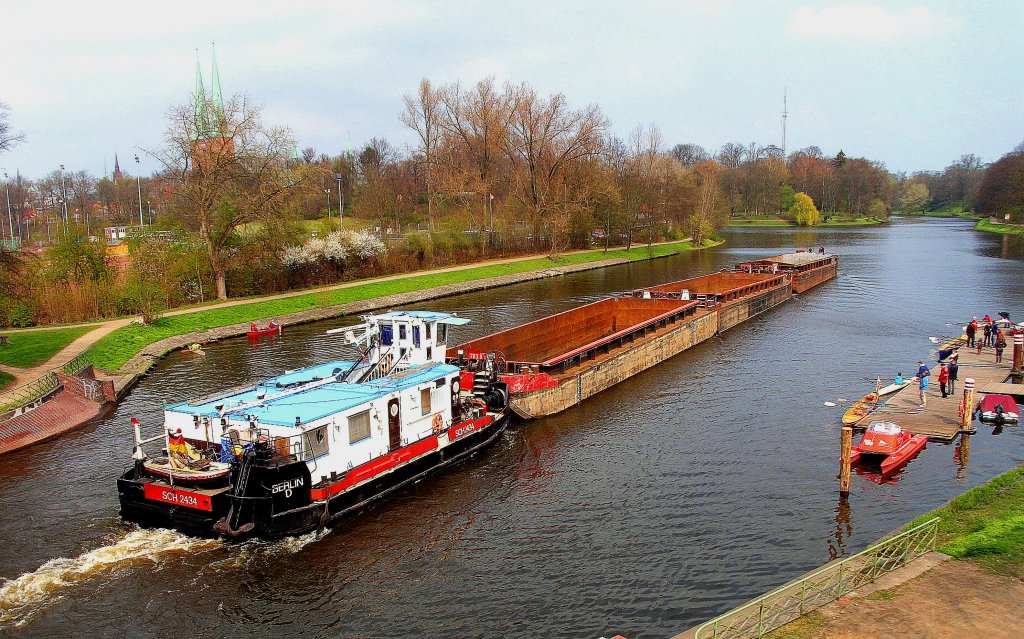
[432,413,444,433]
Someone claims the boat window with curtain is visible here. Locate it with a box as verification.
[348,410,371,443]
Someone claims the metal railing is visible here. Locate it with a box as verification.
[695,517,940,639]
[0,353,94,419]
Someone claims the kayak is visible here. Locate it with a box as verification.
[878,379,914,396]
[842,392,879,426]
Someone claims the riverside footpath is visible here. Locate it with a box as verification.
[0,238,712,405]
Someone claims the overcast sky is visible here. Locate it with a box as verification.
[2,0,1022,180]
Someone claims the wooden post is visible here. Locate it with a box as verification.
[1013,334,1023,379]
[840,426,852,495]
[961,378,975,433]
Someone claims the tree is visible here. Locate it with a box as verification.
[670,143,709,166]
[0,102,25,154]
[867,199,888,220]
[503,83,607,253]
[976,144,1024,220]
[153,94,299,299]
[778,184,796,211]
[897,181,929,213]
[690,160,727,243]
[401,79,441,229]
[791,192,820,226]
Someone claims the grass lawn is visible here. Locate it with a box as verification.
[0,371,14,391]
[975,219,1024,235]
[729,216,884,227]
[0,326,96,368]
[819,218,885,226]
[87,239,716,371]
[907,464,1024,576]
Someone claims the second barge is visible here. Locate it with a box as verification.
[450,253,836,419]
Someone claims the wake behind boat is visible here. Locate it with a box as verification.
[117,311,510,541]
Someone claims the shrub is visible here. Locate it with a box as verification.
[8,301,35,327]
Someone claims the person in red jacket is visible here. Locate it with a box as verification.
[937,364,950,398]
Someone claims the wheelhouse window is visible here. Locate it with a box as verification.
[348,410,371,443]
[420,388,432,415]
[437,323,448,344]
[398,323,407,340]
[307,425,329,458]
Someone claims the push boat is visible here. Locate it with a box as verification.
[247,320,282,338]
[847,420,927,477]
[977,394,1020,426]
[118,311,510,541]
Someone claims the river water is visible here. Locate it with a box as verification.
[2,218,1023,638]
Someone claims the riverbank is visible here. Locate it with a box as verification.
[762,464,1024,638]
[975,219,1024,235]
[0,239,718,389]
[728,216,884,227]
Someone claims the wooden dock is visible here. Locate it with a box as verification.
[852,342,1017,442]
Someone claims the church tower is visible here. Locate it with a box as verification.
[191,45,234,170]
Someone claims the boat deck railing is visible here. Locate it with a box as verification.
[694,517,940,639]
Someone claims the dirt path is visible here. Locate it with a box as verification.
[807,560,1024,639]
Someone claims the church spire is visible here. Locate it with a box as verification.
[195,49,210,140]
[210,42,224,111]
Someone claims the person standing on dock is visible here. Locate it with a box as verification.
[916,361,930,407]
[995,329,1007,363]
[983,321,993,347]
[947,356,959,395]
[966,319,977,347]
[938,364,950,398]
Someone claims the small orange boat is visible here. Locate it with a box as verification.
[849,420,928,477]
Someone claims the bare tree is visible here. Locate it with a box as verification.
[503,84,607,253]
[152,94,299,299]
[0,102,25,154]
[401,79,441,229]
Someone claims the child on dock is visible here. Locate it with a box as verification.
[995,329,1006,363]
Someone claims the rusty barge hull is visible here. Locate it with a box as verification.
[450,257,830,419]
[736,252,838,293]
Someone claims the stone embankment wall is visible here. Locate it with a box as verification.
[114,258,630,396]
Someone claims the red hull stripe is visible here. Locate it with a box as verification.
[447,415,494,442]
[143,483,214,511]
[310,435,440,500]
[309,415,497,501]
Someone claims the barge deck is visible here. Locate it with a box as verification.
[450,254,837,418]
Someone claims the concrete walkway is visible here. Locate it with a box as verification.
[1,239,698,389]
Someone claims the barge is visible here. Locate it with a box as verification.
[736,251,839,293]
[118,311,510,541]
[450,254,836,419]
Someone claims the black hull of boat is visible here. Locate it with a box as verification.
[118,410,511,541]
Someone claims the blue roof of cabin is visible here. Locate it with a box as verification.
[166,360,458,427]
[371,311,458,322]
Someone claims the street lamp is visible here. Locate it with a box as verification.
[324,188,331,220]
[3,172,13,242]
[134,155,143,229]
[59,164,68,232]
[334,173,343,228]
